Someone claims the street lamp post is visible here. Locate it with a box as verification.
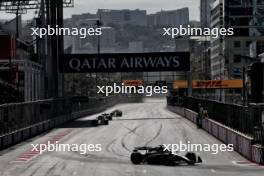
[219,54,226,102]
[236,55,256,106]
[95,19,102,86]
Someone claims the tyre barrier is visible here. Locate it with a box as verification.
[167,105,263,164]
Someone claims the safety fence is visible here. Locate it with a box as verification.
[167,105,264,164]
[0,95,143,144]
[167,96,263,138]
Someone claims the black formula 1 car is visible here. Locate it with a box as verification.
[102,113,113,121]
[130,145,202,166]
[110,110,123,117]
[92,115,109,126]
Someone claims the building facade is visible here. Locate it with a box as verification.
[210,0,264,80]
[149,8,189,27]
[97,9,147,26]
[200,0,214,28]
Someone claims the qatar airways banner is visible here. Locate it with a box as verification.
[59,52,190,73]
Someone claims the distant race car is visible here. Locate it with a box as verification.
[130,145,202,166]
[92,115,109,126]
[110,110,123,117]
[102,113,113,121]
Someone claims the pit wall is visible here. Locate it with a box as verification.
[167,105,263,164]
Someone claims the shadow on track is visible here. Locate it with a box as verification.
[114,117,179,121]
[59,120,98,128]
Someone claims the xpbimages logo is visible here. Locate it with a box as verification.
[31,142,102,155]
[31,25,102,38]
[97,83,168,96]
[163,25,234,39]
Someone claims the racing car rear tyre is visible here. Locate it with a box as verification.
[165,157,175,166]
[130,152,143,164]
[185,152,197,164]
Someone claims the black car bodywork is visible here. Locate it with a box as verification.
[92,115,109,126]
[110,110,123,117]
[102,113,113,120]
[130,146,202,166]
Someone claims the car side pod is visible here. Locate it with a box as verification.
[131,151,143,164]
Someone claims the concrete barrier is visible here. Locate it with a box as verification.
[30,126,38,136]
[218,126,227,143]
[37,123,43,133]
[227,130,238,151]
[12,131,22,144]
[167,105,262,164]
[22,128,30,140]
[237,134,252,159]
[43,121,50,131]
[2,133,12,148]
[211,122,218,137]
[0,136,2,150]
[252,145,263,164]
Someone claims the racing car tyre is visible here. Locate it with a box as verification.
[165,157,175,166]
[104,120,109,125]
[130,152,143,164]
[185,152,197,164]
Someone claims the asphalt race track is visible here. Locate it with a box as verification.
[0,98,263,176]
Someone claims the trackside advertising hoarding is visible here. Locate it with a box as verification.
[173,80,243,89]
[59,52,190,73]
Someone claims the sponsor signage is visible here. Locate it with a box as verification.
[59,52,190,73]
[173,80,243,89]
[123,80,143,86]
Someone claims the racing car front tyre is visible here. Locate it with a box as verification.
[130,152,143,164]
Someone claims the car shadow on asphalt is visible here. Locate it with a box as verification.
[58,119,98,128]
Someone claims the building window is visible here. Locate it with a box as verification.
[246,41,252,48]
[234,41,241,48]
[234,55,241,63]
